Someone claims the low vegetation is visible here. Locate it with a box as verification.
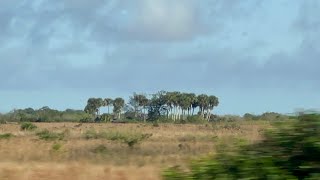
[0,133,14,140]
[52,143,63,151]
[163,114,320,179]
[84,129,153,147]
[20,122,37,131]
[36,129,65,141]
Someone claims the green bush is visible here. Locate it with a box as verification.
[84,129,152,148]
[20,122,37,131]
[52,143,63,151]
[84,129,99,139]
[100,114,113,122]
[0,118,6,124]
[36,129,65,141]
[152,121,160,127]
[163,114,320,179]
[79,117,94,123]
[186,116,208,124]
[92,145,108,154]
[0,133,15,139]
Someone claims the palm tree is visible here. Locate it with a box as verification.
[96,98,104,116]
[207,95,219,121]
[164,92,174,120]
[139,94,149,122]
[104,98,113,114]
[191,95,199,116]
[197,94,209,119]
[172,91,181,121]
[186,93,196,116]
[129,93,141,118]
[113,98,125,119]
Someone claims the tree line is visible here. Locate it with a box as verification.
[84,91,219,122]
[0,107,90,123]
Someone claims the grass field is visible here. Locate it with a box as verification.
[0,121,271,180]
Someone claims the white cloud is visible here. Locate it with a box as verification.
[138,0,196,39]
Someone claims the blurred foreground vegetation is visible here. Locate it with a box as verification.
[163,114,320,179]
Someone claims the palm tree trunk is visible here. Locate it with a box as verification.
[143,107,146,123]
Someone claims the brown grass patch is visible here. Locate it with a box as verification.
[0,121,270,179]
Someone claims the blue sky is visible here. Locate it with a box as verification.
[0,0,319,115]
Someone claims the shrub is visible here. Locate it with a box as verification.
[84,129,152,148]
[163,114,320,179]
[84,129,99,139]
[243,113,259,120]
[0,119,6,124]
[100,114,113,122]
[260,112,288,121]
[186,116,207,124]
[52,143,63,151]
[36,129,65,141]
[0,133,15,139]
[92,145,108,154]
[20,122,37,131]
[152,121,160,127]
[123,133,153,148]
[79,117,93,123]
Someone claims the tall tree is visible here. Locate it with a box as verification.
[207,95,219,121]
[190,94,198,115]
[104,98,113,114]
[197,94,209,119]
[96,98,104,116]
[179,93,192,120]
[171,91,181,121]
[84,98,104,117]
[139,94,149,122]
[129,93,141,118]
[113,97,125,119]
[147,91,167,121]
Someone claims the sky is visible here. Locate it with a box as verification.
[0,0,319,115]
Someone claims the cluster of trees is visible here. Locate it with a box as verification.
[84,97,125,121]
[84,91,219,122]
[0,107,90,123]
[1,91,302,123]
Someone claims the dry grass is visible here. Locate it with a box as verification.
[0,121,270,180]
[0,162,159,180]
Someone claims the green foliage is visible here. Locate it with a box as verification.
[152,121,160,127]
[79,117,94,123]
[20,122,37,131]
[0,133,15,139]
[100,113,113,122]
[1,107,90,123]
[243,113,259,120]
[84,98,104,116]
[84,129,152,148]
[211,115,243,122]
[113,97,125,119]
[185,116,208,124]
[163,114,320,179]
[36,129,65,141]
[52,143,63,151]
[92,145,108,154]
[260,112,288,121]
[84,129,100,139]
[0,117,6,124]
[148,91,170,121]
